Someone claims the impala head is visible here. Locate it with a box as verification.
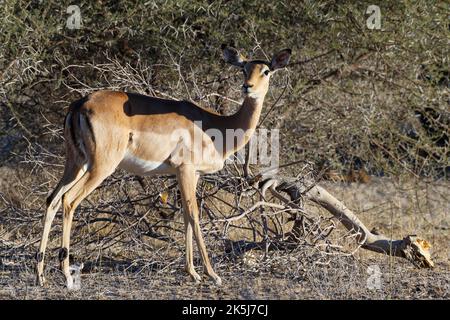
[222,45,291,99]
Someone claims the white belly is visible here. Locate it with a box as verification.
[118,152,174,175]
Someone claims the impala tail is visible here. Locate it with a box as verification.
[45,97,94,209]
[65,96,96,161]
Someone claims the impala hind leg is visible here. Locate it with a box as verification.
[36,162,87,286]
[177,165,222,285]
[59,166,114,290]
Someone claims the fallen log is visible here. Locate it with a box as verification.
[258,176,434,268]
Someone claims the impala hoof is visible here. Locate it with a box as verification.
[65,275,81,291]
[189,271,202,283]
[210,274,222,286]
[65,263,83,290]
[65,275,74,289]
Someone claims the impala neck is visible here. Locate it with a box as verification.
[220,95,265,158]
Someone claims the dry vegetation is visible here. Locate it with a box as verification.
[0,0,449,299]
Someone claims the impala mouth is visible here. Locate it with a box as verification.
[242,88,261,99]
[242,86,255,95]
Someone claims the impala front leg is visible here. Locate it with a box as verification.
[177,164,222,285]
[183,204,201,283]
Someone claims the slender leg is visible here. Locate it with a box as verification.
[36,199,60,286]
[177,164,222,285]
[36,162,86,286]
[183,207,201,282]
[59,167,112,289]
[181,173,201,282]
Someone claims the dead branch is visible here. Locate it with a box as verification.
[260,175,434,268]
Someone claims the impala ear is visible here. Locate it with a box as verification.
[270,49,292,70]
[221,44,246,68]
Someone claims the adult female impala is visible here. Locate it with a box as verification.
[36,45,291,289]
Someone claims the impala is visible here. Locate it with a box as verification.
[36,45,291,289]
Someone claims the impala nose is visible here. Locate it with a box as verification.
[242,83,253,93]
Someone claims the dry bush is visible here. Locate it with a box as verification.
[1,1,448,177]
[0,1,448,298]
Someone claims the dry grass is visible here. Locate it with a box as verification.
[0,164,448,300]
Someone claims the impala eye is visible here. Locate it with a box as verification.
[264,70,270,76]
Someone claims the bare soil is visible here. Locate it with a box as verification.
[0,172,448,300]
